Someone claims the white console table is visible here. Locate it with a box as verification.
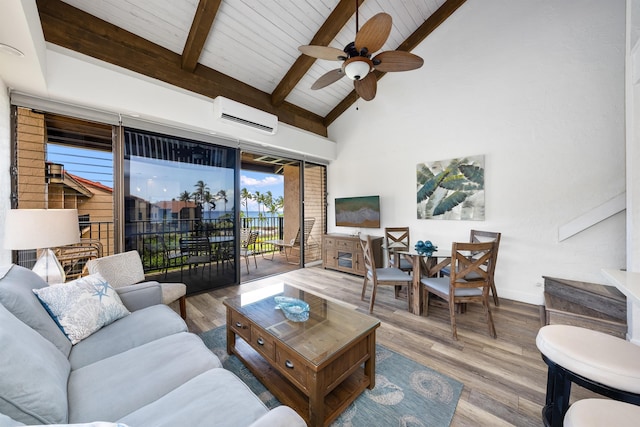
[602,269,640,345]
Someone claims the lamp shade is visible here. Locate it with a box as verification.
[3,209,80,249]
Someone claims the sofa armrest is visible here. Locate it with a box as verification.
[115,281,162,311]
[247,406,307,427]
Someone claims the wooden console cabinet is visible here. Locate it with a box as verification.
[322,233,383,276]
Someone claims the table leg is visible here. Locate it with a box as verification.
[364,332,376,389]
[308,373,326,427]
[226,310,235,355]
[409,255,422,315]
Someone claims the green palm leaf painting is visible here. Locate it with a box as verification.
[416,155,485,220]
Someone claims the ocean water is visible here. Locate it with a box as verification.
[204,210,282,219]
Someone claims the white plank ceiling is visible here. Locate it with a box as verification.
[58,0,447,119]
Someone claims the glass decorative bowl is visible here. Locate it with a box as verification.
[415,240,438,256]
[274,296,310,322]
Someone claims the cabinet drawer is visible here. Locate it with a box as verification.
[323,237,335,248]
[335,239,355,251]
[229,310,251,342]
[251,325,275,361]
[275,345,309,392]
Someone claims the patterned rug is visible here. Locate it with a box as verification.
[200,326,463,427]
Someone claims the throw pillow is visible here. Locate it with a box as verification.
[33,274,130,344]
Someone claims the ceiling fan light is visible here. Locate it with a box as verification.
[344,60,371,81]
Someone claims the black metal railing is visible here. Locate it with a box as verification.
[15,217,286,277]
[127,216,284,274]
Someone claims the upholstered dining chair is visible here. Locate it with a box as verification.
[470,230,501,305]
[421,241,496,340]
[441,229,501,306]
[359,234,413,313]
[384,227,412,272]
[240,228,259,273]
[87,250,187,319]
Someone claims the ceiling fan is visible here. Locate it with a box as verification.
[298,2,424,101]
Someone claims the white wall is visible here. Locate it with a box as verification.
[328,0,626,305]
[628,0,640,272]
[0,78,11,266]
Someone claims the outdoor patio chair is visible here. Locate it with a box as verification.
[266,217,315,262]
[239,228,259,273]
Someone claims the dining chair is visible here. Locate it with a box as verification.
[239,228,259,273]
[384,227,412,272]
[470,230,501,306]
[359,234,413,313]
[421,241,497,340]
[440,229,501,306]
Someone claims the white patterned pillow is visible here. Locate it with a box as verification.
[33,273,130,344]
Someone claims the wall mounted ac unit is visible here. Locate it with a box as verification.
[213,97,278,135]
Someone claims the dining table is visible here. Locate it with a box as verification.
[395,249,451,315]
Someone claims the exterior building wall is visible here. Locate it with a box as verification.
[16,108,45,208]
[302,164,325,263]
[283,164,300,243]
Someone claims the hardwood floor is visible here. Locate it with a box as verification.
[178,266,596,426]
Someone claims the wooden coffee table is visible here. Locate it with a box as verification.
[224,283,380,427]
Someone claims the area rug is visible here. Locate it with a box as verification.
[200,326,463,427]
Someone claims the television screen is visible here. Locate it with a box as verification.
[335,195,380,228]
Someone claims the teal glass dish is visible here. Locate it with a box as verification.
[274,296,310,322]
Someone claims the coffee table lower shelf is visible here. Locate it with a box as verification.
[230,337,370,427]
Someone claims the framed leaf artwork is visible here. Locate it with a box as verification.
[417,155,485,220]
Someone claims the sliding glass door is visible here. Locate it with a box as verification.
[123,128,237,294]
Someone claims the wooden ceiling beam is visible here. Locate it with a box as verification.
[181,0,222,72]
[271,0,365,107]
[324,0,467,126]
[35,0,328,137]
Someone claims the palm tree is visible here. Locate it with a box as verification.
[254,191,265,223]
[241,188,253,227]
[178,190,191,202]
[193,180,209,205]
[193,180,209,218]
[216,189,228,214]
[274,195,284,215]
[203,190,216,216]
[265,191,277,217]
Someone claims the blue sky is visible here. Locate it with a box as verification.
[240,172,284,212]
[47,144,283,212]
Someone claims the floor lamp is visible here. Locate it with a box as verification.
[3,209,80,284]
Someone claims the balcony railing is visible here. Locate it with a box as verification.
[127,216,284,274]
[15,217,288,278]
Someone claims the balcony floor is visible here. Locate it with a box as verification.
[146,251,303,295]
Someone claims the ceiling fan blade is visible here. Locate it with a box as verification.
[355,13,392,54]
[311,69,345,90]
[298,45,345,61]
[354,73,377,101]
[372,51,424,72]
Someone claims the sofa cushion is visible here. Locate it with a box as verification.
[86,251,145,288]
[68,332,222,422]
[33,273,130,344]
[118,369,269,427]
[0,265,72,356]
[0,302,70,425]
[69,304,188,370]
